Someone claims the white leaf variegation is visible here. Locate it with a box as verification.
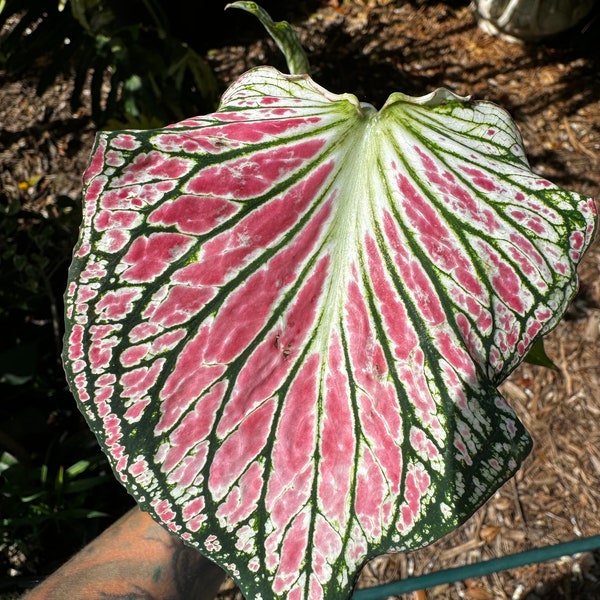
[64,67,597,600]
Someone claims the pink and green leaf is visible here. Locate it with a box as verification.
[63,66,596,600]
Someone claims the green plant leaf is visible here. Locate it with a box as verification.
[63,67,596,600]
[522,337,557,369]
[0,0,218,126]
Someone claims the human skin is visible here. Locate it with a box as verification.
[21,506,226,600]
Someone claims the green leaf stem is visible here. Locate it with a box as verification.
[226,1,311,75]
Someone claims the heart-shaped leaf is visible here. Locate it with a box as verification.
[63,66,596,600]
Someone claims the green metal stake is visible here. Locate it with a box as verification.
[353,535,600,600]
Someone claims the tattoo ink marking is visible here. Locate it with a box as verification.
[152,566,162,583]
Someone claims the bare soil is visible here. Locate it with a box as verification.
[2,1,600,599]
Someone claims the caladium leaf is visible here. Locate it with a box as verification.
[63,66,596,600]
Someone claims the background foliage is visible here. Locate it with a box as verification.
[0,191,134,592]
[0,0,219,127]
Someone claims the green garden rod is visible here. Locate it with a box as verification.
[353,534,600,600]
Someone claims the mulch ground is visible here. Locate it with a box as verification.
[2,1,600,599]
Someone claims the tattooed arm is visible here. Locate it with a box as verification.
[22,506,225,600]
